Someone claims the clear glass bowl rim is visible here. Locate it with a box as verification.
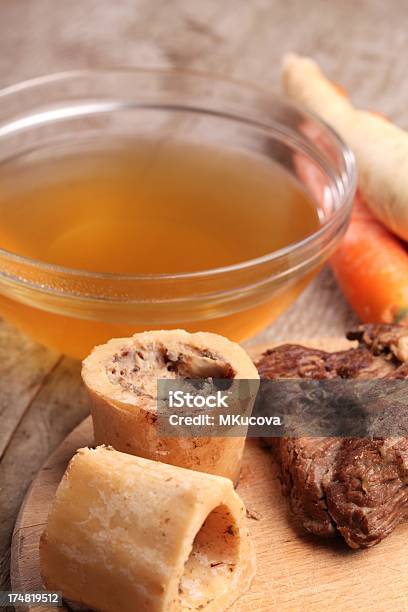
[0,66,357,284]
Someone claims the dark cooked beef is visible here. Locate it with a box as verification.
[347,324,408,363]
[273,437,342,537]
[327,437,408,548]
[256,323,408,548]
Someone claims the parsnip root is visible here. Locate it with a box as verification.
[282,53,408,240]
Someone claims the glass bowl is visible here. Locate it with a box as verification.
[0,69,356,359]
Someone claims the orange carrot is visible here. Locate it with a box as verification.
[331,194,408,324]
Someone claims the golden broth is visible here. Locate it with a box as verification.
[0,139,319,358]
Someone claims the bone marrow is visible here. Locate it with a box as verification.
[40,446,256,612]
[82,329,259,484]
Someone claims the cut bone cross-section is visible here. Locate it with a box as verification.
[82,330,259,484]
[40,446,256,612]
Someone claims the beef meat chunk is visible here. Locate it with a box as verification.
[326,437,408,548]
[274,437,342,536]
[257,324,408,548]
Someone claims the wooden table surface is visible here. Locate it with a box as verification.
[0,0,406,600]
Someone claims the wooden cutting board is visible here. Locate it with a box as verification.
[10,340,408,611]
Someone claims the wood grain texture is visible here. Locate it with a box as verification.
[1,0,407,599]
[11,339,408,612]
[0,326,60,461]
[0,328,89,591]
